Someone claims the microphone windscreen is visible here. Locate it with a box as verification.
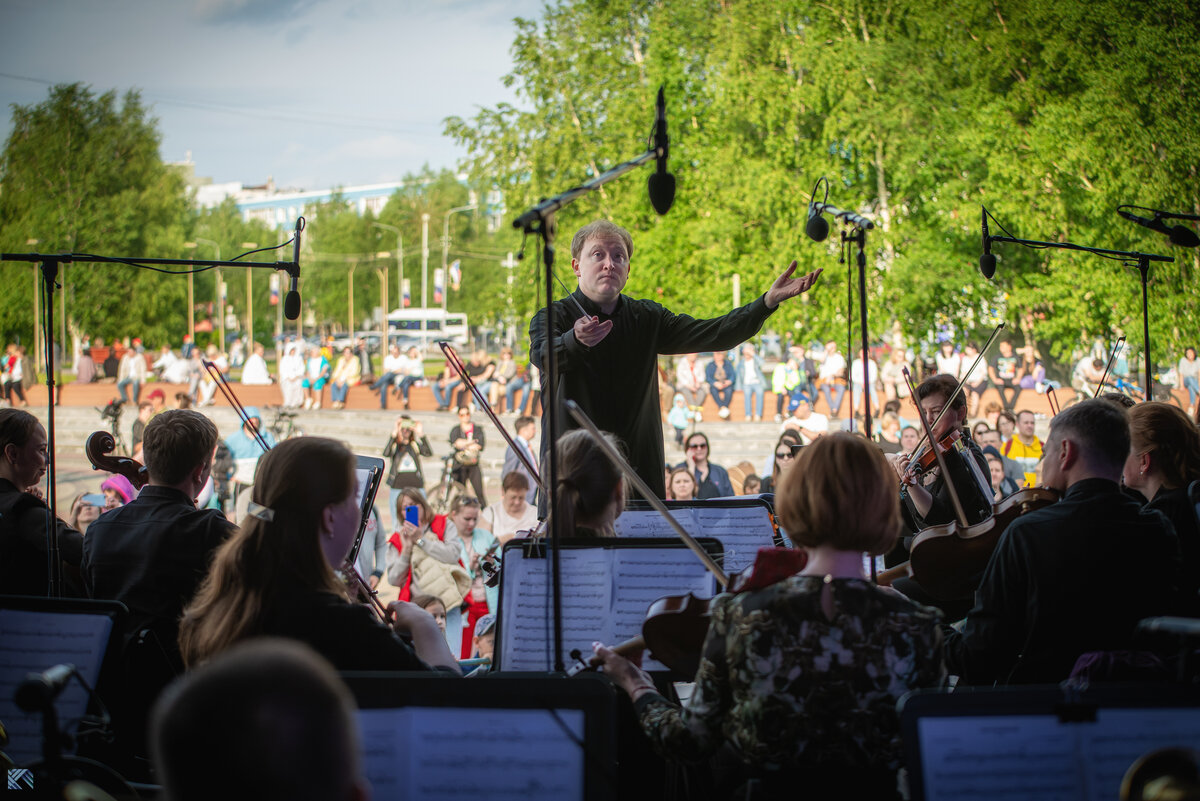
[805,213,829,243]
[979,252,997,279]
[648,172,675,215]
[284,290,301,321]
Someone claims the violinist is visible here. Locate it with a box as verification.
[179,437,460,675]
[892,374,993,533]
[889,374,994,619]
[593,433,945,799]
[1123,402,1200,614]
[945,400,1182,685]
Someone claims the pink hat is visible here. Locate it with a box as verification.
[100,474,137,504]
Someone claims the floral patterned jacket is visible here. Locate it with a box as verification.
[635,575,946,770]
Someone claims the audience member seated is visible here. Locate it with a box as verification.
[944,400,1183,685]
[240,342,272,385]
[666,466,697,500]
[152,638,368,801]
[761,431,802,494]
[329,346,361,410]
[0,409,83,596]
[1123,401,1200,615]
[680,432,734,499]
[179,437,459,674]
[68,492,104,535]
[594,432,946,799]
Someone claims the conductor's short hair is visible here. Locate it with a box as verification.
[151,638,362,801]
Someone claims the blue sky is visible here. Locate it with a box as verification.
[0,0,545,189]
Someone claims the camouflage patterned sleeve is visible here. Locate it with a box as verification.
[633,594,734,762]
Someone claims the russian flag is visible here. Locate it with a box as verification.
[449,259,462,291]
[269,273,279,306]
[434,268,444,304]
[402,279,411,308]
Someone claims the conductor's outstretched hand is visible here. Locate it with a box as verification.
[764,262,823,309]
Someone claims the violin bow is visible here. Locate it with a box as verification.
[202,358,271,453]
[910,322,1005,457]
[565,399,729,589]
[1093,335,1126,399]
[437,341,544,491]
[903,367,969,528]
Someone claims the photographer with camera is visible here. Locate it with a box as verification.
[449,407,486,506]
[382,415,433,530]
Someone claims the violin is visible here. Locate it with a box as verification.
[904,428,963,481]
[877,487,1059,599]
[568,547,808,677]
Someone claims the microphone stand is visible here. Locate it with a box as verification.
[985,234,1172,399]
[1,224,303,599]
[512,127,664,674]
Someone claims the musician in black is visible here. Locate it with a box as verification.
[945,399,1182,684]
[889,373,993,619]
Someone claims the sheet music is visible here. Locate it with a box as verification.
[918,715,1078,801]
[614,504,774,574]
[498,543,719,671]
[500,548,612,671]
[691,506,775,574]
[611,549,717,672]
[918,708,1200,801]
[0,609,113,765]
[357,707,585,801]
[1079,708,1200,801]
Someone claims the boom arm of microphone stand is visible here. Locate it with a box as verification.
[814,203,875,230]
[987,235,1174,263]
[512,148,658,232]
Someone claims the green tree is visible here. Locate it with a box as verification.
[448,0,1200,373]
[0,83,193,351]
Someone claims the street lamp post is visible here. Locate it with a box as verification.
[242,242,258,346]
[184,238,221,346]
[27,239,40,367]
[421,214,430,308]
[370,221,403,343]
[348,262,358,336]
[441,204,477,314]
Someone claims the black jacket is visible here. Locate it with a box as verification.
[0,477,83,597]
[944,478,1182,685]
[530,289,774,498]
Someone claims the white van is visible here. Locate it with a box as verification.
[386,308,469,348]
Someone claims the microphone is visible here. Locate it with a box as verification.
[15,663,75,712]
[980,207,997,279]
[805,202,829,242]
[284,218,303,320]
[647,87,675,215]
[1117,209,1200,248]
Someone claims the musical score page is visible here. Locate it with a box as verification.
[0,609,113,765]
[358,707,585,801]
[497,542,719,672]
[499,548,611,671]
[613,503,774,574]
[917,708,1200,801]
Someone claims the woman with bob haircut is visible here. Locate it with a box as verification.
[593,432,945,799]
[1123,401,1200,613]
[178,437,459,674]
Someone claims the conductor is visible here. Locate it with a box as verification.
[529,219,821,498]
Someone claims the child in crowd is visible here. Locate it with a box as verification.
[412,594,448,636]
[667,392,699,448]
